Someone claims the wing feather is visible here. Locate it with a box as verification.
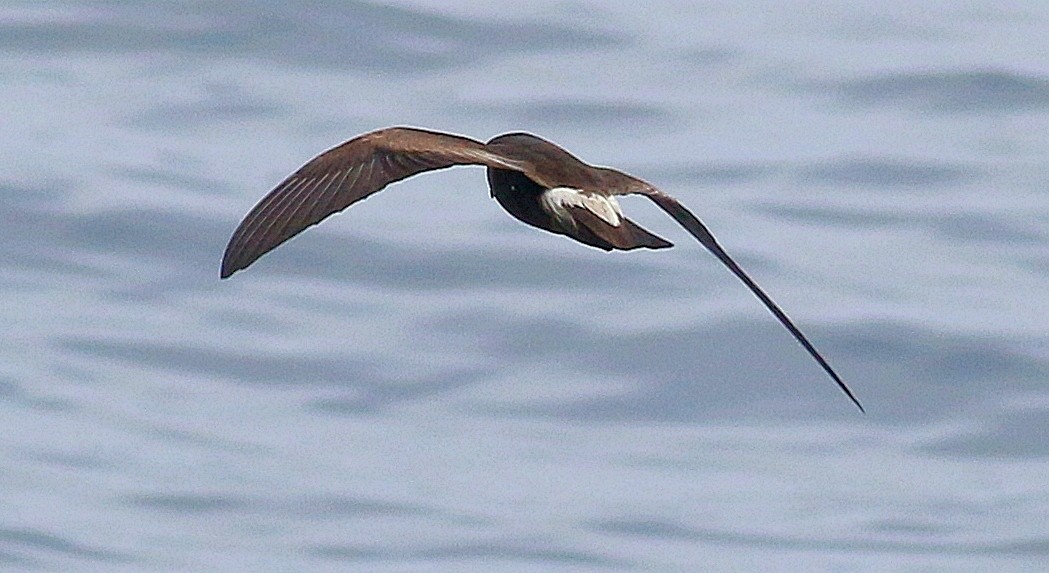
[227,175,309,270]
[221,127,525,278]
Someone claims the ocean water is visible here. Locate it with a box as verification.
[2,1,1048,571]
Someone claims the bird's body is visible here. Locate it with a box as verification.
[484,133,673,252]
[222,127,864,412]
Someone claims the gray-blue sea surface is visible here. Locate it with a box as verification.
[2,1,1048,571]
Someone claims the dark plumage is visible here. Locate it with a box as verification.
[222,127,864,412]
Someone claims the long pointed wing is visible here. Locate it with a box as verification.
[221,127,524,278]
[642,189,864,412]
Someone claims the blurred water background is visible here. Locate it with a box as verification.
[2,1,1048,571]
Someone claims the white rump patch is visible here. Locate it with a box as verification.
[541,187,623,227]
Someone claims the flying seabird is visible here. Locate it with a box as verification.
[221,127,864,412]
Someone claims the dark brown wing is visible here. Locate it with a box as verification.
[221,127,525,278]
[632,185,864,412]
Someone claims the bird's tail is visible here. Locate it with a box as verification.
[620,219,674,250]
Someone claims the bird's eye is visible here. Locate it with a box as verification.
[510,185,517,192]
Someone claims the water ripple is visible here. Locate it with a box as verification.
[828,70,1049,113]
[924,408,1049,458]
[58,337,374,385]
[795,158,979,188]
[758,204,1044,246]
[125,87,285,131]
[755,204,914,230]
[441,316,1046,422]
[308,540,627,567]
[0,1,622,72]
[468,99,674,128]
[122,493,256,514]
[0,528,130,564]
[594,518,1049,556]
[296,495,429,519]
